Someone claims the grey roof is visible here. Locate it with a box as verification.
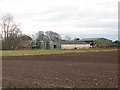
[61,40,88,44]
[78,38,103,42]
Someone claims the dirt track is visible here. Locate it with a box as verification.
[2,51,118,88]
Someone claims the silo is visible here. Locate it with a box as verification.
[37,40,41,49]
[50,41,54,49]
[46,41,50,49]
[45,41,54,49]
[40,41,45,49]
[31,40,39,49]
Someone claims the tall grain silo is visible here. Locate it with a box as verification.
[46,41,50,49]
[38,40,45,49]
[46,41,54,49]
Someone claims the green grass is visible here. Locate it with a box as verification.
[0,48,119,56]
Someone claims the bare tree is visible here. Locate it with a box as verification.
[64,35,71,41]
[36,31,44,41]
[1,14,14,39]
[0,32,2,40]
[0,14,23,49]
[45,31,61,42]
[36,31,49,42]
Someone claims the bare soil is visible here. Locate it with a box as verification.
[2,51,118,88]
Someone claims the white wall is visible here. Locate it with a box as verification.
[61,44,90,49]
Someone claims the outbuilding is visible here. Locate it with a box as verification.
[78,38,113,48]
[61,40,90,49]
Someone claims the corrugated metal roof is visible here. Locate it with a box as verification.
[78,38,103,41]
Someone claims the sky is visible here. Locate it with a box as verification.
[0,0,119,41]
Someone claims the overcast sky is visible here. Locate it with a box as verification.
[0,0,119,40]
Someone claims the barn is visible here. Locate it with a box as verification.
[61,40,90,49]
[78,38,113,48]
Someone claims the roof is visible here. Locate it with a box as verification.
[20,40,31,47]
[78,38,104,42]
[61,40,88,44]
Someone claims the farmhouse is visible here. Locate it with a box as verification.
[61,40,90,49]
[78,38,113,48]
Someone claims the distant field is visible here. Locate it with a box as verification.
[1,48,119,56]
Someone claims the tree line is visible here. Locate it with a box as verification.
[0,14,61,50]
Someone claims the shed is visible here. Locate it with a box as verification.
[61,40,90,49]
[53,40,61,49]
[78,38,113,48]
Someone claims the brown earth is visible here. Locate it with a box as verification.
[2,51,118,88]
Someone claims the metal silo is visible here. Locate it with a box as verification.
[40,41,45,49]
[46,41,50,49]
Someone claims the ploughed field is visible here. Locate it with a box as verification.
[2,51,118,88]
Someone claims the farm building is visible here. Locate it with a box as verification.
[78,38,113,48]
[19,40,31,49]
[31,40,61,49]
[113,40,120,47]
[30,38,113,49]
[61,40,90,49]
[31,40,90,50]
